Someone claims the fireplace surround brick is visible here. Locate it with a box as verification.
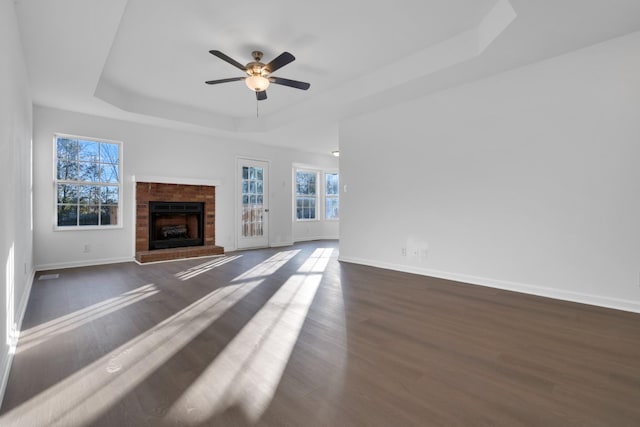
[135,182,223,262]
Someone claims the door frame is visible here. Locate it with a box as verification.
[236,157,270,250]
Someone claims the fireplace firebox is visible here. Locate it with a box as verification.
[149,201,204,250]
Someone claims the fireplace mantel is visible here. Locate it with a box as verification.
[132,175,223,187]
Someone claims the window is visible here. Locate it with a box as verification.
[55,135,121,228]
[296,169,317,220]
[325,172,339,220]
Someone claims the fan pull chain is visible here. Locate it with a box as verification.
[256,98,259,118]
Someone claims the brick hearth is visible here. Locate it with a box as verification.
[135,182,224,263]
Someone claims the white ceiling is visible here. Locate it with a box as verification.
[14,0,640,154]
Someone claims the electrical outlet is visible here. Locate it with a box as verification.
[401,247,407,256]
[83,244,91,253]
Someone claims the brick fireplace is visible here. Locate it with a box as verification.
[135,181,224,263]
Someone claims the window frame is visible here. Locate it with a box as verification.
[53,133,123,231]
[295,168,319,222]
[324,171,339,221]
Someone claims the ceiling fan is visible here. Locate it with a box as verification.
[205,50,310,101]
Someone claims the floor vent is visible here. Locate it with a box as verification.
[39,274,60,280]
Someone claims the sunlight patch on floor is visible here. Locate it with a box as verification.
[0,279,264,426]
[297,248,334,273]
[231,250,300,282]
[174,255,243,281]
[166,249,332,424]
[16,283,159,353]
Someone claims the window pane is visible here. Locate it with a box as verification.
[256,181,263,195]
[101,186,119,204]
[99,164,119,183]
[57,205,77,226]
[296,171,317,195]
[57,138,78,162]
[79,161,100,182]
[100,206,117,225]
[326,173,339,195]
[242,180,249,194]
[79,186,100,205]
[79,206,99,225]
[57,184,78,204]
[56,159,78,180]
[242,166,249,179]
[256,168,263,180]
[326,198,339,220]
[249,167,256,180]
[79,140,99,162]
[296,198,303,219]
[100,143,119,164]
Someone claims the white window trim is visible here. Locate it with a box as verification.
[53,133,124,231]
[294,167,319,222]
[293,165,339,223]
[324,170,340,221]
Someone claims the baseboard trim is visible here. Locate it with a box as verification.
[270,241,294,248]
[35,257,134,271]
[294,236,339,243]
[338,256,640,314]
[0,267,35,407]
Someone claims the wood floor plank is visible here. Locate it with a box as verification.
[1,240,639,426]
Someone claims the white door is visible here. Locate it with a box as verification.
[237,159,269,249]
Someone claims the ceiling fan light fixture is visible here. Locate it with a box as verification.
[245,75,270,92]
[207,50,309,99]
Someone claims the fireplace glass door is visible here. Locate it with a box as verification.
[238,159,269,249]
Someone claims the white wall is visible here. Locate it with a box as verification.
[340,31,640,312]
[33,107,338,269]
[0,0,34,403]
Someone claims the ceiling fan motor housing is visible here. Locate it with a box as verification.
[245,52,270,92]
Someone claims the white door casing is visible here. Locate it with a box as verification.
[237,158,269,249]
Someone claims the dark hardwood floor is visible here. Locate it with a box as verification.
[1,240,639,426]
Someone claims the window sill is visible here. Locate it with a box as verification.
[54,224,123,231]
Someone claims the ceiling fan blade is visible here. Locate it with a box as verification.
[209,50,247,71]
[256,90,267,101]
[205,77,245,85]
[265,52,295,73]
[269,77,310,90]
